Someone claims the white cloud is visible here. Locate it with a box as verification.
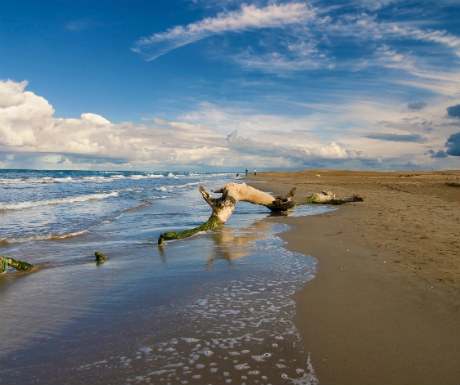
[66,18,92,31]
[0,79,28,108]
[130,0,460,89]
[1,79,459,171]
[132,3,315,60]
[327,11,460,53]
[0,79,354,170]
[226,129,349,160]
[234,47,334,73]
[226,5,460,78]
[354,0,398,11]
[80,113,111,126]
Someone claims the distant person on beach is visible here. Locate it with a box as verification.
[245,168,248,176]
[254,170,257,176]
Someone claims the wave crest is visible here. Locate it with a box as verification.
[0,230,89,246]
[0,191,118,212]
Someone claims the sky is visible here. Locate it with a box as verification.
[0,0,459,171]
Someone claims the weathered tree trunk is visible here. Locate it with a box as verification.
[158,183,296,245]
[1,255,33,273]
[303,191,364,205]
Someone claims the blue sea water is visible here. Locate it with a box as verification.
[0,169,333,385]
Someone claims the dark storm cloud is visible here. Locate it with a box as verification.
[447,104,460,118]
[445,132,460,156]
[428,149,448,159]
[428,132,460,158]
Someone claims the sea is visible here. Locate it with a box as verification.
[0,169,333,385]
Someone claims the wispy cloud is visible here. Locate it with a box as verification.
[326,11,460,55]
[408,101,427,111]
[132,3,315,61]
[234,43,334,73]
[364,133,427,143]
[65,18,96,31]
[131,0,460,87]
[186,3,460,82]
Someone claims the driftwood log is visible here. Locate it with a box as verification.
[303,191,364,205]
[1,255,33,273]
[158,183,296,245]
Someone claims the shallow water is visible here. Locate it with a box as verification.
[0,170,333,385]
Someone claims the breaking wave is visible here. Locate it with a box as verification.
[0,230,89,246]
[0,192,118,212]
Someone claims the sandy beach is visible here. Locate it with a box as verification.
[248,170,460,385]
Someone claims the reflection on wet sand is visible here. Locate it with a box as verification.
[207,221,273,267]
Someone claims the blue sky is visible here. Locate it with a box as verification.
[0,0,459,171]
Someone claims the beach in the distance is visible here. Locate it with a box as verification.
[248,169,460,385]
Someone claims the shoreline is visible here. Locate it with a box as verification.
[248,170,460,385]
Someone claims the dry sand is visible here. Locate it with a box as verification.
[248,170,460,385]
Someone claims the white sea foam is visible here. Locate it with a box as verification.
[182,337,200,343]
[84,233,321,385]
[0,230,89,245]
[154,181,204,193]
[0,173,166,185]
[0,191,118,211]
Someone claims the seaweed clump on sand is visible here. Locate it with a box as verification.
[94,251,108,264]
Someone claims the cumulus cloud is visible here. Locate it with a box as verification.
[0,79,28,108]
[132,3,314,60]
[0,80,116,154]
[0,79,357,170]
[2,79,458,170]
[226,130,349,162]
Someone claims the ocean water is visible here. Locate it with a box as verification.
[0,169,333,385]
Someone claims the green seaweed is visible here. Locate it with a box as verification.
[158,216,223,245]
[94,251,107,263]
[0,255,33,272]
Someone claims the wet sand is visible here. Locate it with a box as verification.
[248,170,460,385]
